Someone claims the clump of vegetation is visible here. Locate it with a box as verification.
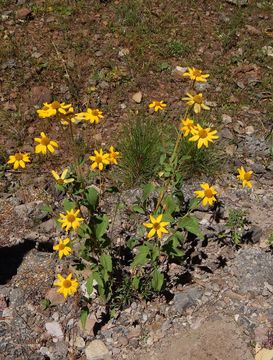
[225,208,248,244]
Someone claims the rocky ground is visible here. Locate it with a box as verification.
[1,0,273,359]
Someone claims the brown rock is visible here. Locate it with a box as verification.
[15,8,32,19]
[45,288,65,305]
[30,86,52,106]
[245,25,261,36]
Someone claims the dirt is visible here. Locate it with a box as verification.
[132,317,254,360]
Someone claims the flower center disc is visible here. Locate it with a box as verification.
[96,155,102,163]
[63,280,72,288]
[92,110,99,116]
[244,173,251,180]
[51,101,61,109]
[193,69,202,77]
[15,153,23,161]
[41,137,50,146]
[67,214,75,223]
[57,179,64,185]
[193,95,202,104]
[204,189,213,198]
[154,222,160,230]
[199,129,208,138]
[59,244,65,250]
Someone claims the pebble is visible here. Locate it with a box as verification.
[117,335,129,346]
[15,7,32,19]
[75,336,85,349]
[85,340,112,360]
[132,91,142,103]
[45,321,64,340]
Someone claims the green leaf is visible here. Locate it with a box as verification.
[163,234,185,257]
[80,307,89,329]
[142,183,155,201]
[131,245,150,267]
[178,215,204,240]
[151,270,164,292]
[163,194,179,215]
[84,187,99,212]
[95,214,109,239]
[100,254,112,273]
[127,237,139,250]
[86,273,94,295]
[160,153,167,165]
[63,199,76,211]
[189,197,199,210]
[41,203,53,215]
[132,205,145,214]
[132,276,140,290]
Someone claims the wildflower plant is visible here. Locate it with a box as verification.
[5,66,254,321]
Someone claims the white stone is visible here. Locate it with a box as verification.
[132,91,142,103]
[85,340,111,360]
[45,321,63,340]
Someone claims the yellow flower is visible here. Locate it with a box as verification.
[149,101,167,112]
[54,273,78,299]
[143,214,170,238]
[53,238,72,259]
[108,146,119,165]
[237,166,253,188]
[58,106,76,125]
[182,93,210,114]
[189,124,219,149]
[183,67,209,83]
[37,101,71,118]
[180,118,196,137]
[51,168,74,185]
[34,132,58,154]
[58,208,84,231]
[89,149,110,171]
[7,152,30,170]
[74,108,104,124]
[194,183,217,206]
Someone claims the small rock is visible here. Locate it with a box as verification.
[45,321,64,340]
[75,336,85,349]
[15,7,32,19]
[222,114,232,125]
[85,340,111,360]
[173,287,203,314]
[221,128,234,140]
[132,91,142,103]
[117,335,129,346]
[194,82,210,92]
[225,144,237,156]
[80,314,96,336]
[172,66,188,78]
[45,288,65,305]
[30,86,52,106]
[127,325,141,339]
[3,102,17,111]
[95,51,103,57]
[245,125,255,135]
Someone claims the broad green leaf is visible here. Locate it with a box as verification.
[142,183,155,201]
[95,214,109,239]
[63,199,76,211]
[163,235,184,257]
[131,245,150,267]
[132,205,145,214]
[178,215,204,240]
[85,187,99,212]
[159,153,167,165]
[93,272,104,288]
[100,254,112,273]
[151,270,164,292]
[80,307,89,329]
[163,194,179,215]
[41,203,53,215]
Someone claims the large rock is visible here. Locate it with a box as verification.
[232,248,273,295]
[85,340,111,360]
